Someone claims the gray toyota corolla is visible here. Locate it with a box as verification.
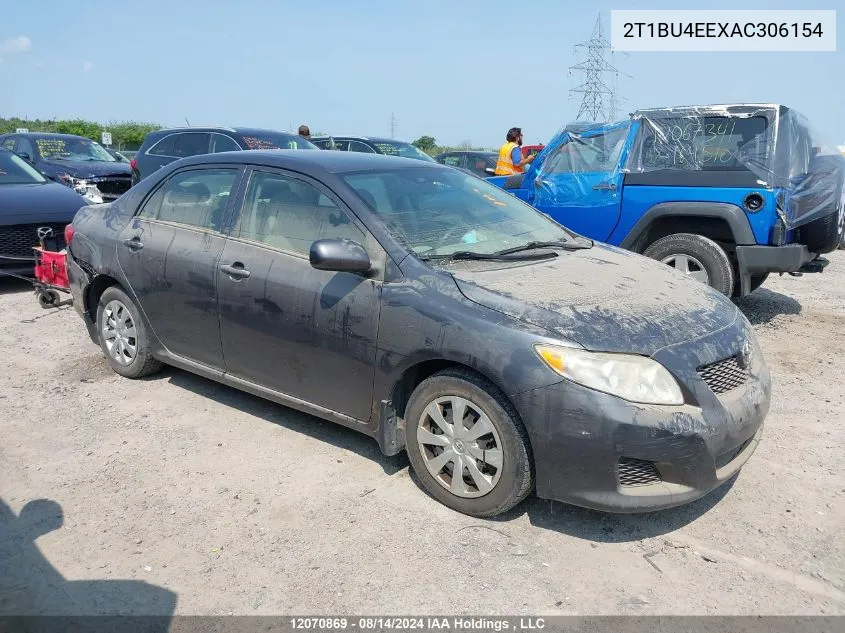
[65,150,771,517]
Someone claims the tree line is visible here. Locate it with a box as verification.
[0,118,489,155]
[412,135,491,155]
[0,117,162,150]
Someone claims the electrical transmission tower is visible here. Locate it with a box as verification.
[389,113,397,138]
[569,16,625,122]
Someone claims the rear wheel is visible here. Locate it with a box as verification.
[96,286,162,379]
[404,368,533,517]
[643,233,734,296]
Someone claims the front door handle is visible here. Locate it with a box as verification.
[220,263,251,280]
[592,182,617,191]
[122,237,144,250]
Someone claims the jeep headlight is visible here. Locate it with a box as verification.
[534,344,684,406]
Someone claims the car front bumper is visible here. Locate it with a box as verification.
[511,324,771,513]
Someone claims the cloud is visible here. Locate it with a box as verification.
[0,35,32,54]
[83,60,93,72]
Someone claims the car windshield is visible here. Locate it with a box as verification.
[0,150,47,185]
[371,141,436,162]
[240,132,318,150]
[342,167,575,258]
[36,137,116,162]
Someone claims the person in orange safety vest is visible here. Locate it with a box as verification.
[494,127,536,176]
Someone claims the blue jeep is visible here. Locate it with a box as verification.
[488,104,845,296]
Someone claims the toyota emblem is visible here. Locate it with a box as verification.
[737,340,753,369]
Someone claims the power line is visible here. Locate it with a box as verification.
[569,15,629,122]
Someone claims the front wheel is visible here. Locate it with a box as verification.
[643,233,734,296]
[96,286,163,379]
[404,369,533,517]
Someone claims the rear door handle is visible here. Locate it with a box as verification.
[220,263,251,280]
[122,237,144,250]
[593,182,617,191]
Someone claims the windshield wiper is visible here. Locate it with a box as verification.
[492,239,593,255]
[438,250,558,262]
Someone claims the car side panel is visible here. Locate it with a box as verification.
[369,257,577,427]
[610,185,772,247]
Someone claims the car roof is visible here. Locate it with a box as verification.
[633,103,783,118]
[310,136,410,144]
[149,126,299,135]
[3,132,96,141]
[170,149,450,175]
[438,150,496,156]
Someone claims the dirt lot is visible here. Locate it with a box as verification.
[1,254,844,617]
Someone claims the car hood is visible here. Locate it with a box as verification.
[449,244,740,356]
[0,182,89,225]
[39,160,131,179]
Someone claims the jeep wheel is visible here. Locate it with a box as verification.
[643,233,734,296]
[404,368,534,518]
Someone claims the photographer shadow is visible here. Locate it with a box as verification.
[0,498,176,627]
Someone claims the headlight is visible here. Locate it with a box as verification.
[533,344,684,406]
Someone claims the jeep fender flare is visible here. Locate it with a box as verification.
[619,202,756,251]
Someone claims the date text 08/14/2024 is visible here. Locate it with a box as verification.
[290,617,548,631]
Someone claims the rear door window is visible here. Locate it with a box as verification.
[211,134,241,153]
[172,133,211,158]
[148,135,176,157]
[138,168,239,232]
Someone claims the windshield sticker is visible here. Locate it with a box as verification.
[36,139,69,158]
[242,136,296,150]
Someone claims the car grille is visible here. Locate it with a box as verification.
[697,355,749,395]
[0,223,67,259]
[714,437,753,470]
[618,457,662,487]
[93,177,131,198]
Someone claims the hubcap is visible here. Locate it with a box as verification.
[101,300,137,366]
[660,253,710,284]
[416,396,503,499]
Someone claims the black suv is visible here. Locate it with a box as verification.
[131,127,318,185]
[0,132,131,202]
[310,136,436,162]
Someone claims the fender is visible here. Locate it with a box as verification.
[619,201,756,250]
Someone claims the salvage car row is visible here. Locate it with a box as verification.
[0,103,842,518]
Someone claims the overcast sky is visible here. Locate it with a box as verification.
[1,0,842,148]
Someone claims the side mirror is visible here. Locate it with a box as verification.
[18,152,33,163]
[484,167,496,175]
[309,238,371,274]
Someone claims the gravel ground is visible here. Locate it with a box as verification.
[1,253,844,616]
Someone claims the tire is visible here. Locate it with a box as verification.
[37,289,59,309]
[96,285,162,379]
[798,210,841,254]
[404,368,533,518]
[643,233,734,296]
